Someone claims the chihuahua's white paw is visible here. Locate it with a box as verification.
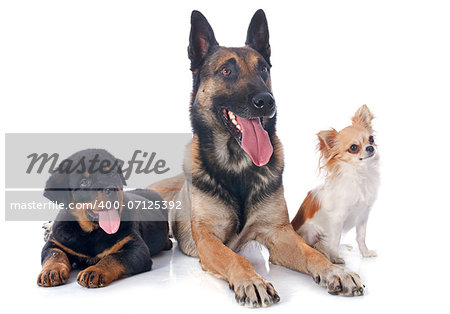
[331,256,346,264]
[342,244,353,251]
[361,250,377,258]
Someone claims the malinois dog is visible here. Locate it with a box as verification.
[150,9,365,307]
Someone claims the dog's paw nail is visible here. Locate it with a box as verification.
[274,294,280,302]
[315,276,321,284]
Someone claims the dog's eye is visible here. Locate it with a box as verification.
[80,178,90,188]
[220,67,231,76]
[369,136,374,144]
[261,66,268,73]
[348,144,360,154]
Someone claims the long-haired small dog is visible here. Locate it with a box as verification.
[291,105,379,264]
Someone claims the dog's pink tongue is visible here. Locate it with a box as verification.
[98,209,120,234]
[236,117,273,167]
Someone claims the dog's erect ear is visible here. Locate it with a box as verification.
[352,105,374,133]
[43,170,72,206]
[246,9,271,66]
[317,129,338,151]
[188,10,219,70]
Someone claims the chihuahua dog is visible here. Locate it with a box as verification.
[291,105,379,264]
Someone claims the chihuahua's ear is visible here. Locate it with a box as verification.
[245,9,271,66]
[317,129,338,151]
[188,10,219,70]
[43,170,72,206]
[352,105,374,132]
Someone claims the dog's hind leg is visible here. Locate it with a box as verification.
[314,224,345,264]
[297,220,322,246]
[297,223,344,263]
[313,240,345,264]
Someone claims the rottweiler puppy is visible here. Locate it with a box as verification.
[37,149,172,288]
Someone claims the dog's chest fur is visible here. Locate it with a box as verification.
[316,159,380,230]
[193,135,282,233]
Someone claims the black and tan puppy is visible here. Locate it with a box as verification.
[37,149,172,288]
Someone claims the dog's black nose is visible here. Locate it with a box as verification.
[366,146,374,153]
[252,92,275,110]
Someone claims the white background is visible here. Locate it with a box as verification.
[1,0,449,313]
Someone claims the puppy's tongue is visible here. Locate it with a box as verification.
[236,116,273,167]
[98,209,120,234]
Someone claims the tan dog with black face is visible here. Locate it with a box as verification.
[150,10,365,307]
[292,105,379,264]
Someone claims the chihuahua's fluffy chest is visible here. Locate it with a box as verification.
[316,158,379,233]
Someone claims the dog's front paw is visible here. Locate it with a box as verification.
[37,263,70,287]
[342,244,353,251]
[313,265,365,297]
[361,250,377,258]
[230,275,280,307]
[77,266,115,288]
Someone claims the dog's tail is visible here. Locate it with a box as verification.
[291,190,320,231]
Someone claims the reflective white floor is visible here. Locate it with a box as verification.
[0,219,418,314]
